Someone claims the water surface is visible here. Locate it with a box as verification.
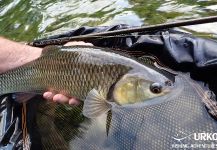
[0,0,217,41]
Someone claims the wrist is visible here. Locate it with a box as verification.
[0,37,42,73]
[10,45,43,71]
[23,45,42,63]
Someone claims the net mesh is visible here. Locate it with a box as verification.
[32,74,217,150]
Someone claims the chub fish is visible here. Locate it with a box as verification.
[0,45,173,118]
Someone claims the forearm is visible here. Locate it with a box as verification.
[0,37,42,74]
[0,38,81,105]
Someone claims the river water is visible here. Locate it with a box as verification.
[0,0,217,41]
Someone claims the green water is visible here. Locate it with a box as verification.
[0,0,217,41]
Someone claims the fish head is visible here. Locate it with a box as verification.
[112,71,173,105]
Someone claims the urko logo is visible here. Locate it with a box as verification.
[194,133,217,141]
[171,131,217,149]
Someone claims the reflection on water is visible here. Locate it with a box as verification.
[0,0,217,41]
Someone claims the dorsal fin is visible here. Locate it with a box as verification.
[138,55,177,82]
[41,45,60,55]
[137,55,157,67]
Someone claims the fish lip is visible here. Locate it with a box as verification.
[163,84,175,94]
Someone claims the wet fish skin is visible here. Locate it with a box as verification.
[0,46,128,97]
[0,45,171,117]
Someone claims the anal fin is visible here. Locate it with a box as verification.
[106,110,112,136]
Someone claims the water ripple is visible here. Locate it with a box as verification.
[0,0,216,41]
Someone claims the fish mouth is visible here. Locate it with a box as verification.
[163,85,175,94]
[163,80,175,94]
[162,86,173,95]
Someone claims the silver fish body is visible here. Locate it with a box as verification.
[0,45,172,117]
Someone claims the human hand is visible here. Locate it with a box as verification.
[43,41,93,105]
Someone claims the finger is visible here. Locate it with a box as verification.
[69,98,80,105]
[64,41,93,46]
[43,92,55,101]
[53,94,69,103]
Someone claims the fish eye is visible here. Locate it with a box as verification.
[150,83,162,94]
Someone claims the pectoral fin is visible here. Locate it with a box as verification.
[83,89,112,118]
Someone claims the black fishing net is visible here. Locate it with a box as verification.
[18,74,217,150]
[0,25,217,149]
